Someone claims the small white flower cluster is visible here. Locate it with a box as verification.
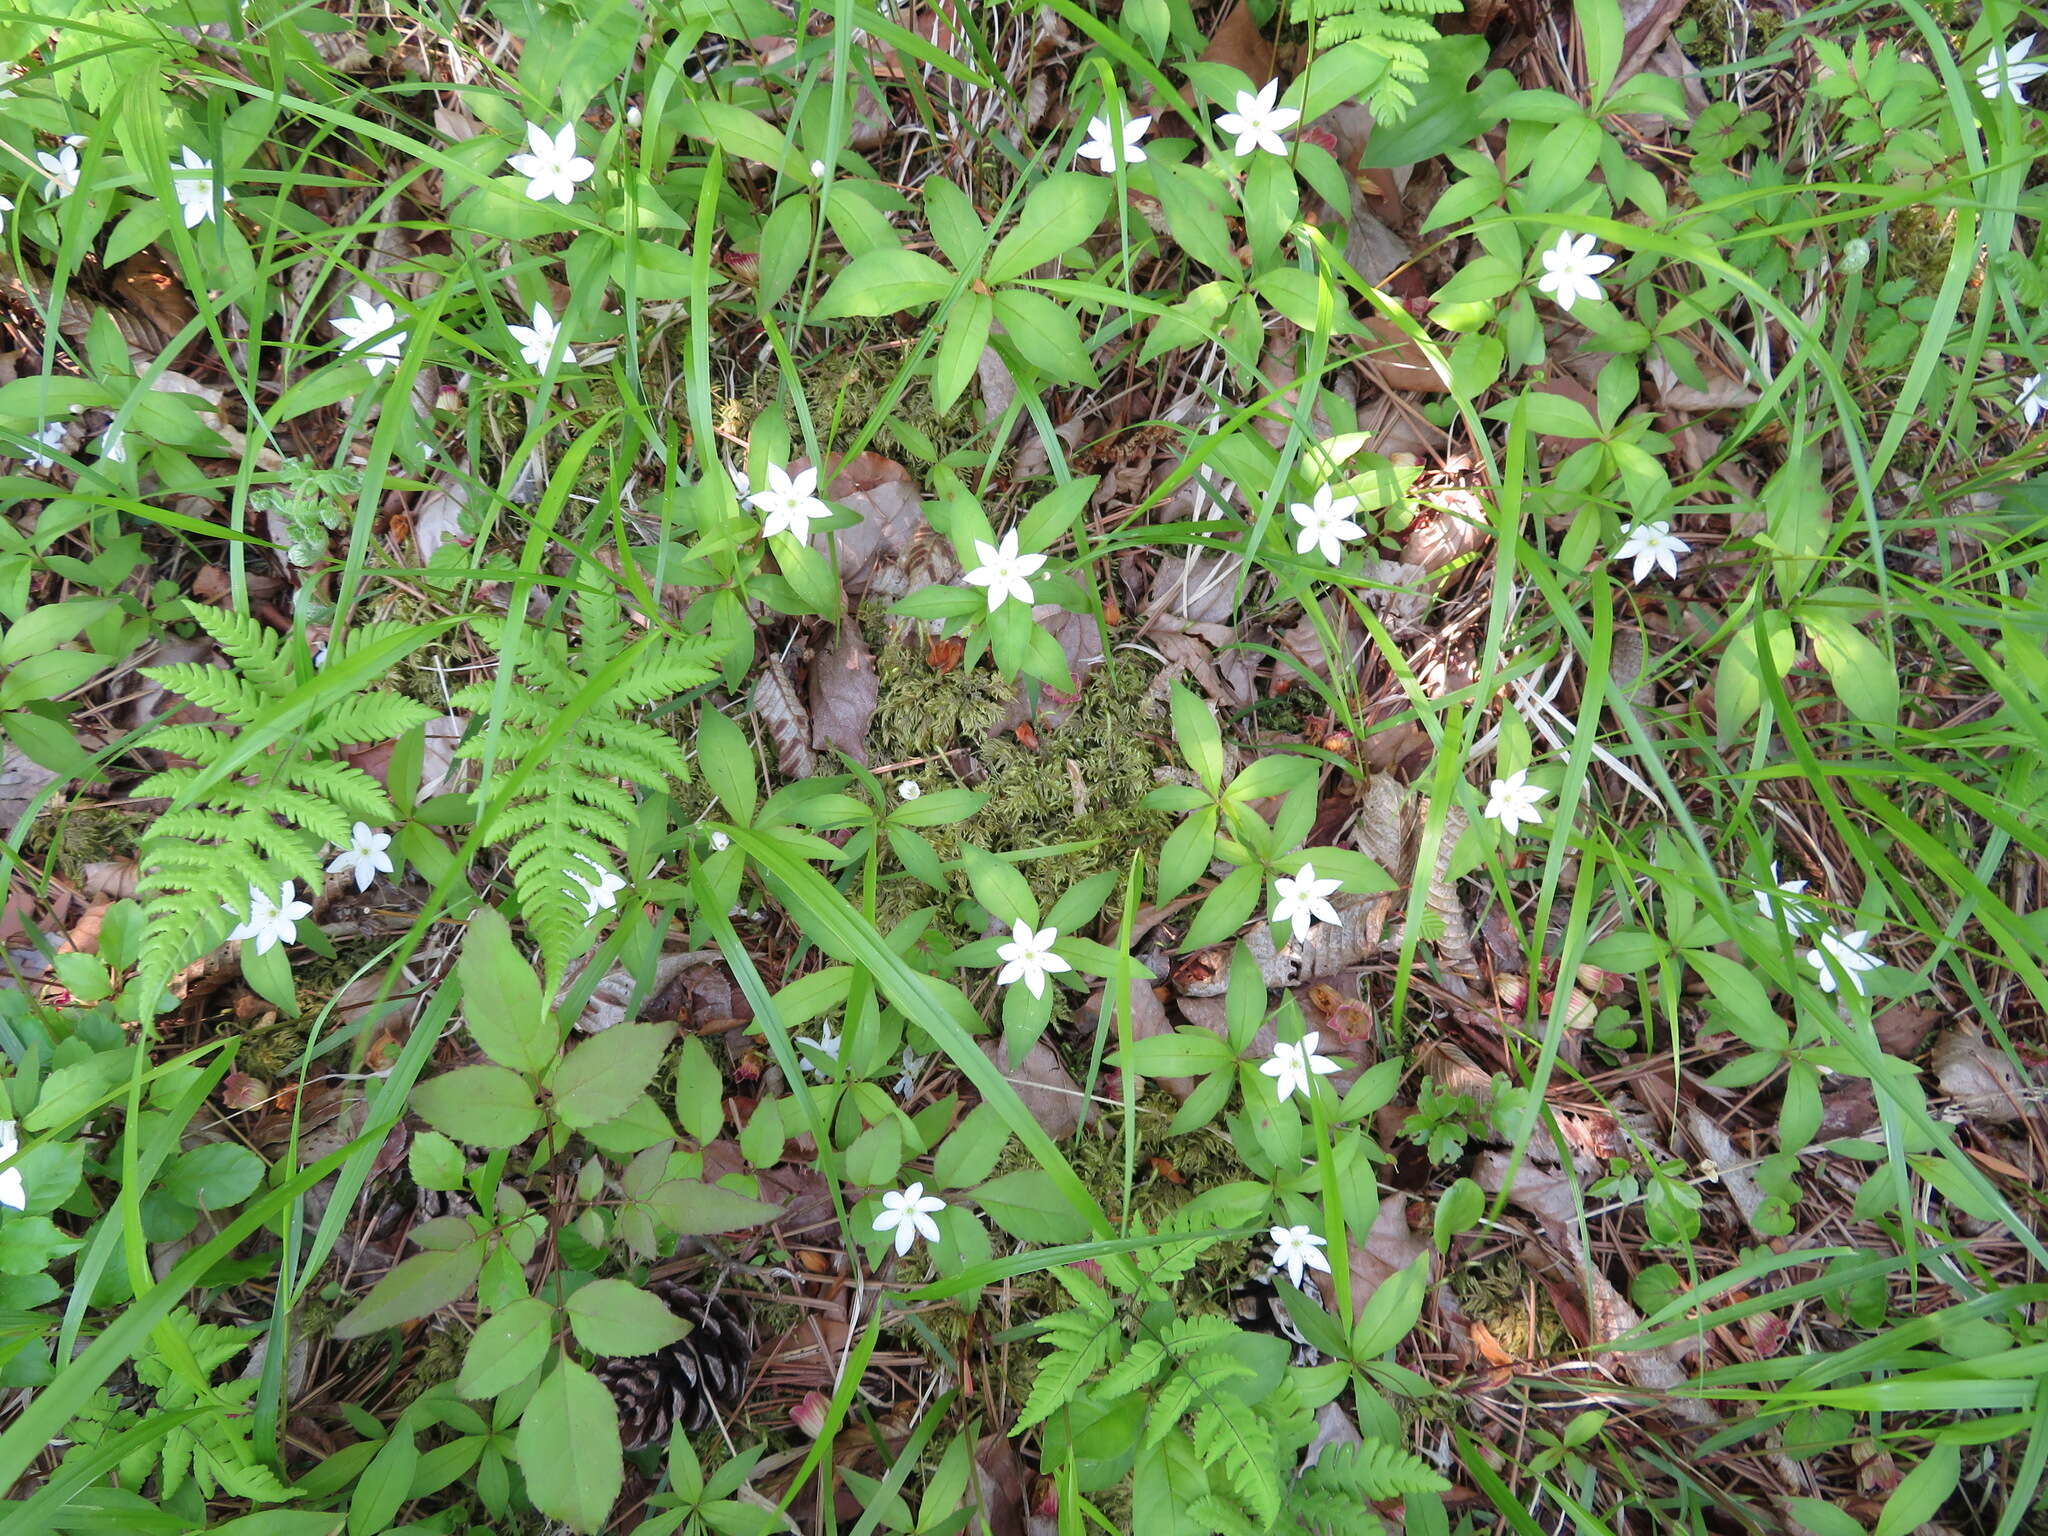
[222,822,401,956]
[1753,860,1884,996]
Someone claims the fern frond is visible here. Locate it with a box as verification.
[293,693,438,754]
[1194,1401,1280,1528]
[140,666,262,720]
[183,606,293,696]
[1187,1493,1267,1536]
[1016,1322,1112,1432]
[1286,0,1460,122]
[1295,1438,1451,1501]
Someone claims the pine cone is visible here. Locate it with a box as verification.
[596,1277,752,1450]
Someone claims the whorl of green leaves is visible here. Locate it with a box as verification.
[450,587,717,979]
[1287,0,1461,122]
[133,607,439,994]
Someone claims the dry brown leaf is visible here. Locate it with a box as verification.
[1874,1001,1939,1057]
[1360,312,1447,392]
[980,1037,1092,1138]
[0,747,58,838]
[1647,354,1760,413]
[1473,1150,1576,1246]
[752,660,818,779]
[1341,1193,1427,1303]
[1931,1028,2033,1124]
[825,452,925,599]
[1198,1,1276,80]
[561,948,722,1034]
[808,624,878,767]
[971,1434,1029,1536]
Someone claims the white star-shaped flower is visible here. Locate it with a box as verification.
[963,529,1048,613]
[795,1022,841,1080]
[1260,1032,1341,1103]
[506,121,594,204]
[2018,373,2048,427]
[330,294,406,377]
[225,881,314,956]
[1805,927,1882,996]
[1215,79,1300,158]
[1979,35,2048,102]
[327,822,395,892]
[1611,519,1689,584]
[753,462,831,544]
[1078,113,1151,172]
[1482,768,1548,835]
[1288,484,1366,567]
[565,856,627,919]
[507,301,576,372]
[1535,231,1615,312]
[873,1181,947,1256]
[1272,862,1342,940]
[897,780,922,801]
[170,147,229,228]
[1753,861,1816,926]
[37,145,79,201]
[0,194,14,235]
[0,1120,24,1211]
[1268,1224,1331,1289]
[22,421,67,471]
[892,1045,926,1099]
[995,919,1071,1001]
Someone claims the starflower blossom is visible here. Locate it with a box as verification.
[996,919,1070,1001]
[1535,231,1614,312]
[753,462,831,544]
[37,145,79,201]
[1805,927,1882,996]
[506,121,594,204]
[892,1045,926,1098]
[170,147,229,228]
[2019,373,2048,427]
[1215,79,1300,157]
[796,1023,841,1079]
[1272,863,1342,941]
[328,822,395,892]
[1260,1031,1340,1103]
[1753,861,1816,926]
[1611,520,1689,584]
[1078,113,1150,172]
[22,421,66,470]
[330,294,406,377]
[1269,1224,1331,1289]
[1979,35,2048,102]
[963,529,1047,612]
[1482,769,1548,835]
[0,1121,26,1211]
[1289,484,1366,567]
[0,194,15,235]
[566,857,627,919]
[898,780,922,801]
[508,301,576,372]
[874,1182,946,1255]
[225,881,314,956]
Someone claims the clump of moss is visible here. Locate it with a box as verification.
[870,635,1176,926]
[1447,1250,1570,1361]
[19,802,137,887]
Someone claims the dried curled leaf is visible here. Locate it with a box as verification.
[752,659,817,779]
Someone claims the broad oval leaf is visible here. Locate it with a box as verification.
[456,1295,555,1399]
[459,905,557,1076]
[813,248,955,319]
[986,173,1111,285]
[974,1167,1090,1244]
[551,1022,675,1129]
[516,1358,623,1534]
[412,1065,544,1148]
[644,1178,783,1236]
[333,1244,484,1340]
[566,1277,692,1357]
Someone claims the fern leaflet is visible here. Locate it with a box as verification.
[452,587,717,979]
[1287,0,1461,123]
[133,609,438,990]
